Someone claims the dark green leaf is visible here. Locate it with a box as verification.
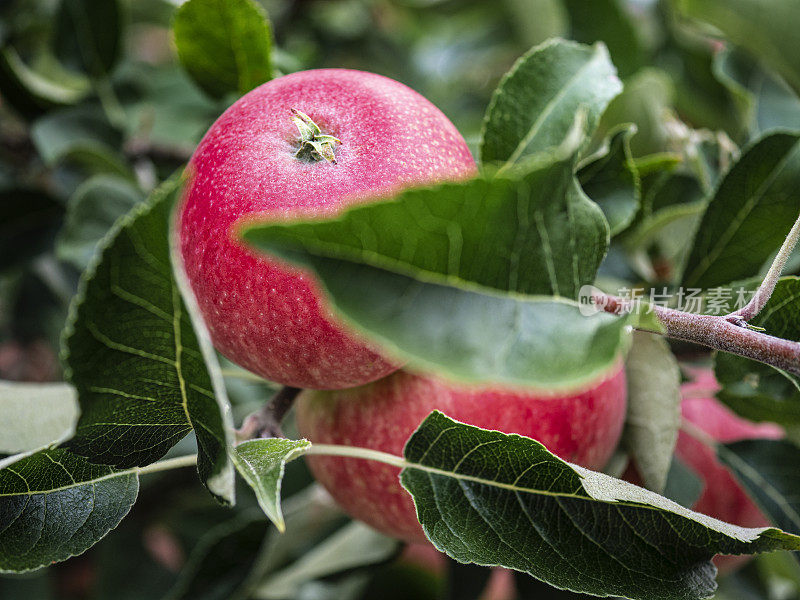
[243,127,608,300]
[165,511,271,600]
[480,39,621,165]
[56,175,144,270]
[0,46,89,119]
[623,331,681,492]
[173,0,273,100]
[682,132,800,289]
[400,411,800,600]
[563,0,646,77]
[62,178,235,503]
[0,381,78,454]
[719,439,800,537]
[0,188,64,271]
[254,521,398,599]
[578,124,640,235]
[232,438,311,531]
[0,448,138,573]
[54,0,123,78]
[675,0,800,97]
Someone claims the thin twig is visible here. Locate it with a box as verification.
[729,211,800,322]
[236,386,301,442]
[597,294,800,376]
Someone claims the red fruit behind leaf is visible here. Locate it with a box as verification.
[179,69,476,389]
[296,365,627,542]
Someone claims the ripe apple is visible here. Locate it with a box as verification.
[675,368,783,572]
[296,365,627,542]
[178,69,476,389]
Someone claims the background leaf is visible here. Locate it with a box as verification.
[682,132,800,289]
[56,175,144,270]
[578,124,640,235]
[401,411,800,600]
[480,39,622,165]
[62,179,235,503]
[0,448,138,573]
[173,0,273,100]
[718,439,800,541]
[562,0,646,78]
[254,521,398,599]
[0,381,78,454]
[53,0,123,78]
[622,331,682,492]
[675,0,800,97]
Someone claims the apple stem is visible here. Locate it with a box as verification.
[304,444,408,469]
[236,386,301,442]
[596,295,800,376]
[291,108,342,164]
[726,210,800,323]
[137,454,198,475]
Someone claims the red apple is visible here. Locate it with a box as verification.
[676,368,783,572]
[296,365,627,542]
[178,69,476,389]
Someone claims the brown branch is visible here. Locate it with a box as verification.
[598,295,800,376]
[236,386,301,441]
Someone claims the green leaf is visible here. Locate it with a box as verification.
[173,0,273,100]
[597,68,674,157]
[0,381,79,454]
[718,439,800,538]
[255,521,398,600]
[243,127,608,300]
[715,277,800,437]
[675,0,800,97]
[662,456,704,509]
[56,175,144,270]
[242,253,634,390]
[62,178,235,503]
[231,438,311,531]
[578,124,640,235]
[400,411,800,600]
[31,106,123,167]
[480,39,622,166]
[682,132,800,289]
[714,48,800,137]
[53,0,123,78]
[0,448,138,573]
[165,511,271,600]
[623,331,681,492]
[562,0,646,77]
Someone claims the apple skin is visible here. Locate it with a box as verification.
[178,69,476,389]
[675,368,783,573]
[296,365,627,542]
